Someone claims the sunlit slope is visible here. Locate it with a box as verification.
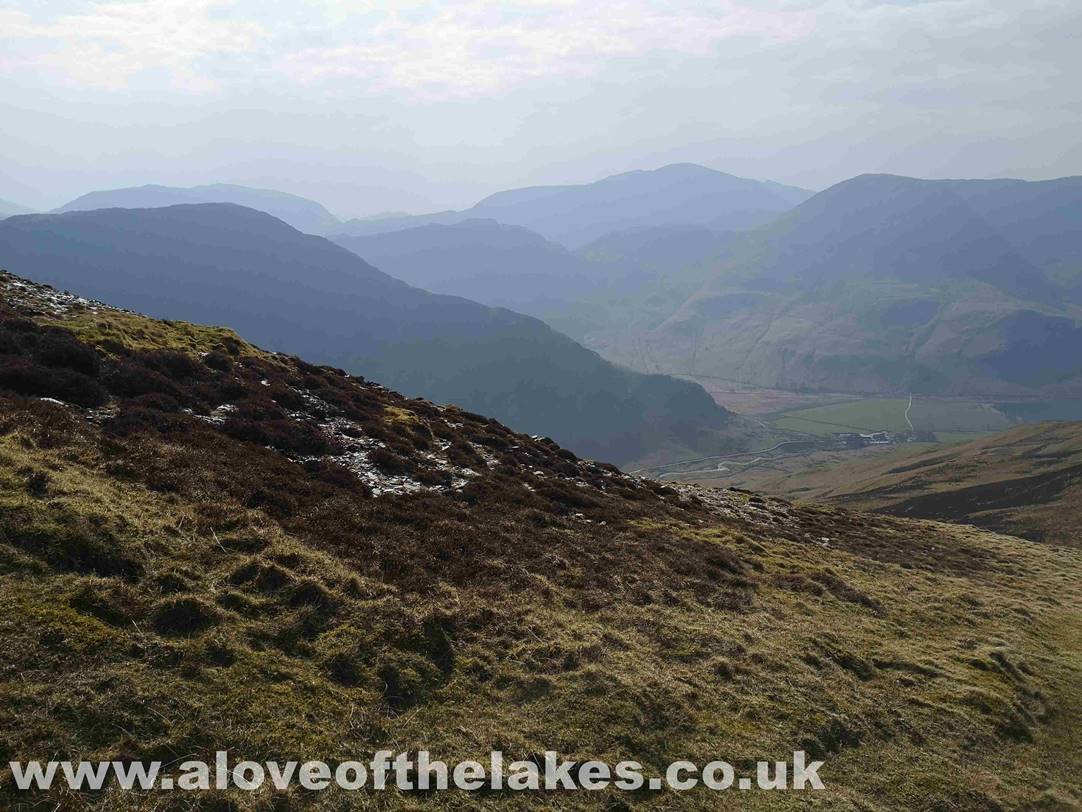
[0,271,1080,809]
[756,421,1082,548]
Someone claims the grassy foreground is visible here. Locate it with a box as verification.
[1,271,1080,810]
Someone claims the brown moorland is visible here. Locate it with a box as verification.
[1,270,1080,810]
[702,424,1082,549]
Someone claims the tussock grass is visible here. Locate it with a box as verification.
[1,273,1081,810]
[53,310,262,361]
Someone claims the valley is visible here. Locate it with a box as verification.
[3,159,1082,811]
[643,389,1023,475]
[5,4,1082,808]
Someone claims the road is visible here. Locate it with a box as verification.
[905,392,914,431]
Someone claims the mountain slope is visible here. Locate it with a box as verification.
[0,197,34,219]
[569,225,744,337]
[334,221,743,343]
[330,218,602,320]
[751,422,1082,548]
[334,164,813,248]
[0,204,746,467]
[1,271,1080,810]
[56,183,342,234]
[603,174,1082,397]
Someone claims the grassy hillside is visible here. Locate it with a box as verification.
[736,422,1082,549]
[1,272,1081,810]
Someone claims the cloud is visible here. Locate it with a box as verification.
[0,0,813,95]
[2,0,1080,205]
[0,0,266,91]
[277,1,814,96]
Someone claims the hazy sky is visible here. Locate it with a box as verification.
[2,0,1080,216]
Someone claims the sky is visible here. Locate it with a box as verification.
[2,0,1080,217]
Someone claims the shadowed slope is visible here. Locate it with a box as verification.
[0,205,741,467]
[330,218,601,318]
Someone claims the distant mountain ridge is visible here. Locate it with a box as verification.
[593,173,1082,398]
[330,218,605,330]
[333,164,813,248]
[0,203,754,467]
[0,197,34,219]
[56,183,342,235]
[331,219,744,344]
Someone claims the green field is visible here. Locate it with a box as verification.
[770,397,1014,437]
[932,430,999,444]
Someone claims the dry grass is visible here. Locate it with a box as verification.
[1,272,1081,810]
[715,422,1082,548]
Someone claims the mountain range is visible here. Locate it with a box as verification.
[332,221,743,343]
[332,163,813,248]
[51,164,810,251]
[0,204,754,467]
[56,183,342,235]
[592,174,1082,398]
[31,167,1082,438]
[330,218,601,324]
[0,197,34,219]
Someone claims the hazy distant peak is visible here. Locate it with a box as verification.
[476,163,782,203]
[0,197,35,219]
[55,183,341,235]
[342,163,814,248]
[42,201,299,233]
[616,163,764,184]
[817,172,1082,197]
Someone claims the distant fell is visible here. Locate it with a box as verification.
[56,183,342,235]
[334,164,813,248]
[602,174,1082,398]
[0,197,34,219]
[330,218,603,328]
[333,220,743,345]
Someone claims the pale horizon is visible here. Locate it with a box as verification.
[3,0,1080,216]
